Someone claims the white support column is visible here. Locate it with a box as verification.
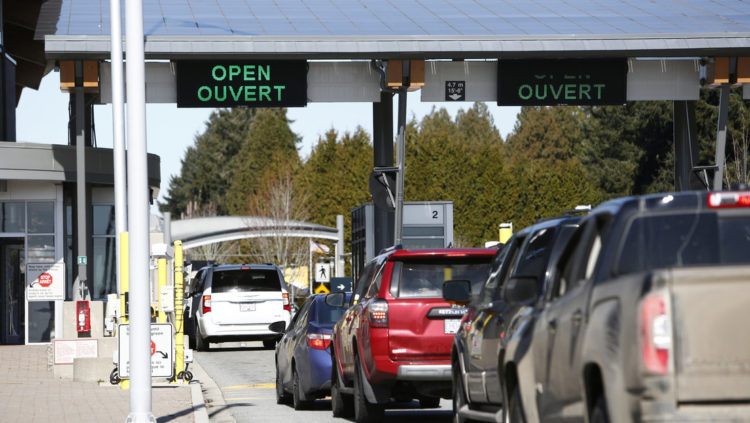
[110,0,127,294]
[125,0,153,420]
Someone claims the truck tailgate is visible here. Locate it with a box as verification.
[670,266,750,402]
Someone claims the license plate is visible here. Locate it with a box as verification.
[444,318,461,334]
[240,303,256,312]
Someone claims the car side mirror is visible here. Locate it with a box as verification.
[504,276,540,305]
[325,291,347,308]
[268,321,287,334]
[443,280,471,306]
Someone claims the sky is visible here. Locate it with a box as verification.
[16,71,520,214]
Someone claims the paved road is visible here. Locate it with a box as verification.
[195,341,454,423]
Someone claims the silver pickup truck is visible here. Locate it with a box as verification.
[505,190,750,423]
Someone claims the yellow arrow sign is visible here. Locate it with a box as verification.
[314,283,330,294]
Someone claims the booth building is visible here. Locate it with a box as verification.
[0,3,160,345]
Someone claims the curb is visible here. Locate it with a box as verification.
[190,379,210,423]
[190,359,236,423]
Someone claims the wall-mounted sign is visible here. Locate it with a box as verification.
[445,81,465,101]
[27,261,65,301]
[497,59,627,106]
[176,61,308,108]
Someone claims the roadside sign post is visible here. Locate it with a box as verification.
[118,323,174,379]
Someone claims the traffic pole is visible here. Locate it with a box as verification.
[125,0,153,417]
[173,241,185,384]
[119,231,130,390]
[157,258,167,323]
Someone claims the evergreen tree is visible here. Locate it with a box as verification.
[224,108,301,214]
[159,108,256,217]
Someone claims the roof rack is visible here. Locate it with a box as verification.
[378,244,402,255]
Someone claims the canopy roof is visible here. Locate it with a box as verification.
[37,0,750,59]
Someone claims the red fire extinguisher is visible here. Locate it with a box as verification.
[76,300,90,333]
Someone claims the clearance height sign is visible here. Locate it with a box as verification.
[176,60,307,108]
[497,59,627,106]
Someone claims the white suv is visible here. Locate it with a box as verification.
[185,264,291,350]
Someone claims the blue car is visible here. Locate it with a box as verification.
[275,293,351,410]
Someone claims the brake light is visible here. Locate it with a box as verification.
[282,293,290,312]
[368,299,389,328]
[640,293,671,375]
[306,333,332,350]
[708,191,750,208]
[202,295,211,314]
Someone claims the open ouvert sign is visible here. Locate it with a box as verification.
[175,60,308,108]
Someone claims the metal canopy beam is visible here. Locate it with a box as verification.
[44,34,750,60]
[100,59,709,105]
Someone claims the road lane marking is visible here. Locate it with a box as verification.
[222,383,276,390]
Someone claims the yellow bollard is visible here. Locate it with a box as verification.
[498,222,513,244]
[158,258,167,323]
[173,241,185,384]
[119,232,130,390]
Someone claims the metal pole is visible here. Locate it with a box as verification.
[157,258,167,323]
[125,0,153,418]
[309,238,313,294]
[75,61,88,300]
[163,212,171,245]
[713,84,731,191]
[111,0,127,296]
[394,86,407,245]
[119,232,130,389]
[336,215,344,277]
[173,241,185,384]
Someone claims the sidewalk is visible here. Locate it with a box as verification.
[0,345,210,423]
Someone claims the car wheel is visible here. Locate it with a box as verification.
[452,363,469,423]
[353,357,385,423]
[419,396,441,408]
[590,395,610,423]
[507,383,526,423]
[292,367,314,410]
[194,326,209,351]
[331,356,353,418]
[275,361,291,404]
[263,339,277,350]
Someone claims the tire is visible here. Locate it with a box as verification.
[195,326,209,351]
[353,358,385,423]
[419,396,441,408]
[292,367,314,410]
[452,364,469,423]
[331,360,354,418]
[186,318,196,350]
[507,383,526,423]
[590,395,610,423]
[275,362,291,404]
[263,339,277,350]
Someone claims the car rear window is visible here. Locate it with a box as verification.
[616,213,750,275]
[210,268,281,293]
[315,302,348,324]
[389,259,492,299]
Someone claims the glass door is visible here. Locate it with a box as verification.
[1,238,25,344]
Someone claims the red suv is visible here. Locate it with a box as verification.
[325,246,496,422]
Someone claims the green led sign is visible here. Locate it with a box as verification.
[176,60,307,108]
[497,59,627,106]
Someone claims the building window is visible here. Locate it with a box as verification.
[0,202,25,232]
[92,205,116,300]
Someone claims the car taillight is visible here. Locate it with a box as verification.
[708,191,750,208]
[202,295,211,314]
[306,333,332,350]
[368,299,388,328]
[282,293,290,312]
[640,293,671,375]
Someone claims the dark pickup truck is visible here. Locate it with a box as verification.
[506,190,750,422]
